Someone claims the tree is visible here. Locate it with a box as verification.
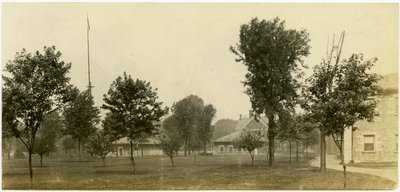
[235,129,264,166]
[304,53,381,188]
[277,109,297,162]
[198,104,216,153]
[2,46,71,188]
[86,130,115,167]
[213,119,237,139]
[102,72,168,174]
[171,95,204,156]
[33,112,62,166]
[302,31,345,173]
[61,136,76,159]
[231,17,311,167]
[63,89,100,161]
[159,117,181,167]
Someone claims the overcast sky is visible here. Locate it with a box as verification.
[2,3,398,121]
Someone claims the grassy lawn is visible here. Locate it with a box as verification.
[2,154,396,190]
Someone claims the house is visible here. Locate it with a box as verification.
[212,111,269,155]
[343,73,398,163]
[111,137,163,157]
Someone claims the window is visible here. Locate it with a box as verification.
[364,135,375,151]
[228,145,234,152]
[219,145,224,152]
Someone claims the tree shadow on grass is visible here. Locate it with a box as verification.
[93,170,149,175]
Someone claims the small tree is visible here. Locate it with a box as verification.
[33,112,62,166]
[158,128,181,167]
[86,130,115,167]
[236,130,264,166]
[2,46,71,188]
[61,136,76,159]
[102,72,168,174]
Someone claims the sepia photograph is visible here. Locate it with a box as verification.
[1,1,399,190]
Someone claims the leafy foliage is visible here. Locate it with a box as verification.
[2,46,71,187]
[63,89,100,160]
[231,17,311,166]
[102,72,168,173]
[169,95,216,155]
[33,112,62,166]
[86,130,115,166]
[235,129,264,166]
[212,119,237,139]
[158,120,181,167]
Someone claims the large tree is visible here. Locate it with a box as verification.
[102,72,167,174]
[33,112,62,166]
[2,46,71,188]
[63,89,100,161]
[231,17,311,166]
[170,95,216,157]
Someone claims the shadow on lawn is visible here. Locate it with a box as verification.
[93,170,148,175]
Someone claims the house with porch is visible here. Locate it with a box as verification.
[212,111,269,155]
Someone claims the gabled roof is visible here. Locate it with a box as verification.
[213,116,269,143]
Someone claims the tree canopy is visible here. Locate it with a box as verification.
[231,17,311,166]
[2,46,72,188]
[102,72,168,173]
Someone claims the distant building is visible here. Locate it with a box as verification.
[211,111,269,155]
[111,137,163,157]
[343,73,398,163]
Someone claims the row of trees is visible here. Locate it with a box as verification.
[1,47,174,187]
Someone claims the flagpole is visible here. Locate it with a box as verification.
[87,14,92,96]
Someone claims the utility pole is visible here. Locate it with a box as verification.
[87,14,94,96]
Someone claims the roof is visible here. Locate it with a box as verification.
[116,137,159,145]
[213,116,269,143]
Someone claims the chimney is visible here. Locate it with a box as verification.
[249,110,254,118]
[239,114,242,120]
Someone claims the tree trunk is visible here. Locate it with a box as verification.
[7,138,11,160]
[320,129,326,172]
[40,155,43,167]
[102,157,105,167]
[268,135,275,167]
[29,151,33,189]
[268,114,276,167]
[296,140,299,162]
[341,129,346,189]
[141,145,144,157]
[194,153,197,165]
[130,140,136,174]
[204,141,207,153]
[305,145,309,158]
[78,140,81,161]
[250,151,254,166]
[289,141,292,163]
[184,141,187,157]
[170,156,174,167]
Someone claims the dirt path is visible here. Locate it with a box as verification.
[310,155,398,183]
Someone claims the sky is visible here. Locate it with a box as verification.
[2,3,398,121]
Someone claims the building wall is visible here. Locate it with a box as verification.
[352,94,398,163]
[212,142,267,155]
[111,143,163,157]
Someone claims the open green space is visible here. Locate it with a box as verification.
[2,154,396,190]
